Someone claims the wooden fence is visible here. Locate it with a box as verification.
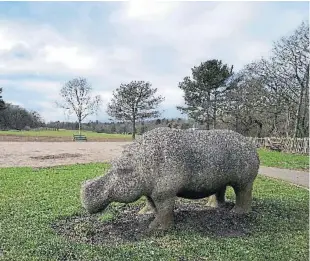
[248,137,309,155]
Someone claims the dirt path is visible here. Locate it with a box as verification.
[0,135,131,142]
[0,142,131,168]
[259,166,309,188]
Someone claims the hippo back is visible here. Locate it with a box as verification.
[138,128,258,188]
[118,128,259,196]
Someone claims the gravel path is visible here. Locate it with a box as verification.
[259,166,309,188]
[0,142,131,168]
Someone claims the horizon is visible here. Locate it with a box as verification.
[0,1,309,123]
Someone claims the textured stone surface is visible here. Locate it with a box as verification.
[81,127,260,231]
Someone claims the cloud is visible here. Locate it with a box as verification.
[0,19,141,78]
[6,100,24,107]
[43,45,96,70]
[116,0,178,22]
[94,90,113,106]
[0,79,61,97]
[236,41,272,65]
[0,1,308,123]
[109,1,259,68]
[34,100,69,122]
[0,21,98,76]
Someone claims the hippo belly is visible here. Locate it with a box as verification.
[176,180,226,199]
[176,189,215,199]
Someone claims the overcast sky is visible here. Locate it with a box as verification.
[0,1,308,123]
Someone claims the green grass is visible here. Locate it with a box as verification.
[0,129,131,139]
[258,148,309,171]
[0,163,308,261]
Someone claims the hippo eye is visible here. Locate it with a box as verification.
[117,163,134,174]
[119,164,134,171]
[120,168,133,175]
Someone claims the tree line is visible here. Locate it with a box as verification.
[0,88,44,130]
[45,118,193,135]
[176,21,309,138]
[0,20,308,138]
[0,104,44,130]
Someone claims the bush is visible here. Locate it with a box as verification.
[94,125,105,133]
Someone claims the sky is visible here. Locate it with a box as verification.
[0,1,308,123]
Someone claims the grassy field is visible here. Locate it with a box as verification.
[258,148,309,171]
[0,129,130,138]
[0,163,308,261]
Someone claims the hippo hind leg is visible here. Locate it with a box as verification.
[231,182,253,214]
[138,196,157,215]
[206,187,226,208]
[147,197,175,232]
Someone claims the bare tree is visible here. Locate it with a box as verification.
[107,80,164,139]
[219,71,272,137]
[246,21,309,137]
[56,77,102,134]
[272,21,309,137]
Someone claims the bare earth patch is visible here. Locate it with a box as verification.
[0,135,131,142]
[51,200,257,246]
[30,153,83,160]
[0,142,131,168]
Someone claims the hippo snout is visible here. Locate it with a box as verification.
[80,178,109,214]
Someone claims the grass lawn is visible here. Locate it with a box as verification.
[0,163,309,261]
[0,129,131,139]
[258,148,309,171]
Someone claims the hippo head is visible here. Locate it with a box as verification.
[80,176,110,214]
[81,150,136,214]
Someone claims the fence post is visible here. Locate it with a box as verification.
[248,136,308,155]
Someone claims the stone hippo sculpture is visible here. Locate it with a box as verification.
[81,127,260,231]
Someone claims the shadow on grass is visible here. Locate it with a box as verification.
[51,196,308,246]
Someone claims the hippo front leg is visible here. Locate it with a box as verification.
[147,197,175,232]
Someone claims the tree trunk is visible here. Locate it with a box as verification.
[301,71,309,137]
[270,112,278,136]
[213,92,217,129]
[255,120,263,138]
[285,107,291,137]
[132,118,136,140]
[235,104,240,133]
[206,91,211,130]
[294,84,305,138]
[78,120,81,135]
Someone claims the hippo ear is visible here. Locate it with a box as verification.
[120,150,135,169]
[118,157,134,171]
[111,155,134,173]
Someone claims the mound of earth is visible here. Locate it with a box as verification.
[52,199,258,246]
[30,153,82,160]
